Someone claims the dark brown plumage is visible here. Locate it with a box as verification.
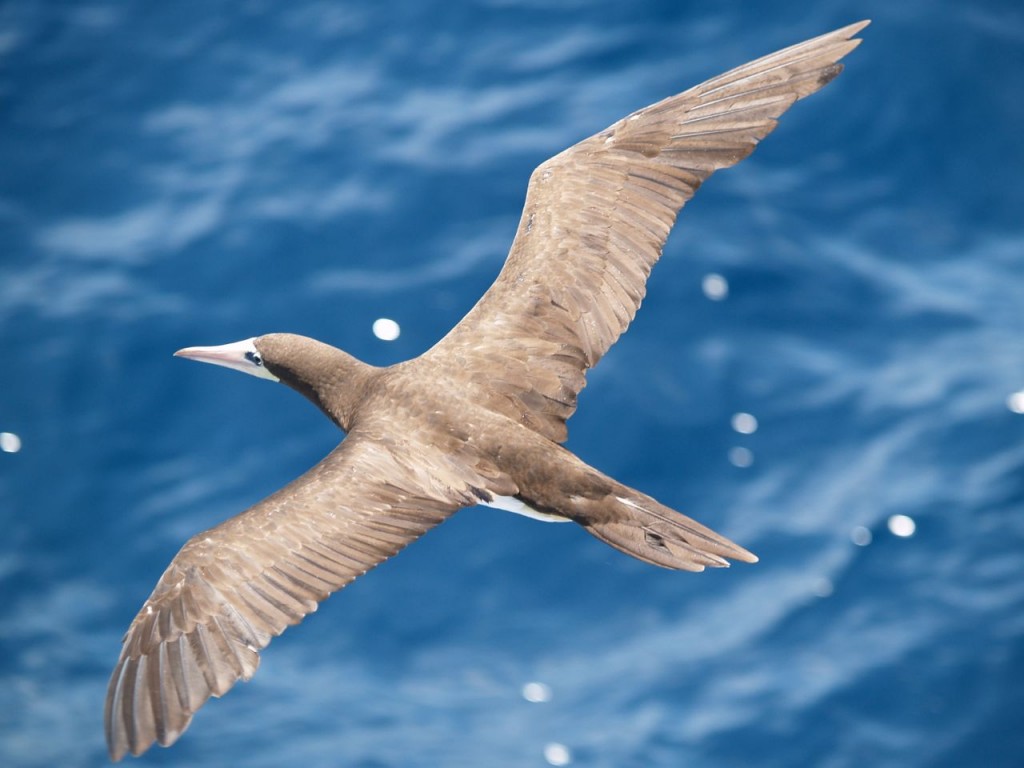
[106,21,868,760]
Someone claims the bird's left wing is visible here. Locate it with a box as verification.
[105,429,485,761]
[422,21,867,443]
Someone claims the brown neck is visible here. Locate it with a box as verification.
[258,333,378,431]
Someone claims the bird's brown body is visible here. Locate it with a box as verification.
[106,21,868,760]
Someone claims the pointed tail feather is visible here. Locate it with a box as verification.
[580,493,757,571]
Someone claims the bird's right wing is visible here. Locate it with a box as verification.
[105,429,488,761]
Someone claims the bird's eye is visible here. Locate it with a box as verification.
[245,350,263,367]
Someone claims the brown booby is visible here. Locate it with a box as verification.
[106,21,868,760]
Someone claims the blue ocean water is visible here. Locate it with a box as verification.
[2,1,1023,766]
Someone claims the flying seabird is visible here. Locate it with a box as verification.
[106,21,868,760]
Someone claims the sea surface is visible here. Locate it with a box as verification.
[2,2,1023,767]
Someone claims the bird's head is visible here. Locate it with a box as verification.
[175,333,368,430]
[174,336,280,382]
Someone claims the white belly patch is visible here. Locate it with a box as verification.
[480,494,571,523]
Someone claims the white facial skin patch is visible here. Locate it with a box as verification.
[175,337,280,382]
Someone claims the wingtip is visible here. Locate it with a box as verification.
[718,548,758,566]
[805,20,869,57]
[831,19,871,40]
[837,20,870,51]
[738,550,759,564]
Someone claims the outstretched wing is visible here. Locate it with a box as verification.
[105,430,484,761]
[423,21,868,442]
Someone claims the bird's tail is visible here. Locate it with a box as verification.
[580,491,758,571]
